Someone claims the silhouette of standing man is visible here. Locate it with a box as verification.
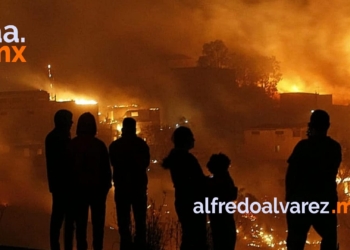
[162,126,207,250]
[109,118,150,250]
[45,109,74,250]
[286,110,341,250]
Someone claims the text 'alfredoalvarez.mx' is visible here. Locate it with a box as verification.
[193,198,350,214]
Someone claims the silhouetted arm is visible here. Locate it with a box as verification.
[286,166,297,201]
[285,141,303,201]
[139,140,150,169]
[101,141,112,191]
[215,173,238,201]
[45,133,70,193]
[190,154,205,177]
[45,135,55,193]
[188,153,206,194]
[229,176,238,200]
[108,142,117,168]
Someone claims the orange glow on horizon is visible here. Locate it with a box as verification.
[56,99,97,105]
[74,99,98,105]
[290,85,300,92]
[277,77,305,93]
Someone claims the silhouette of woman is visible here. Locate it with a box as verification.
[162,126,207,250]
[67,112,112,250]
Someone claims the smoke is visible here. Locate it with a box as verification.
[0,155,51,212]
[2,2,350,247]
[1,0,349,170]
[0,154,52,249]
[2,0,349,174]
[1,0,350,110]
[232,160,285,200]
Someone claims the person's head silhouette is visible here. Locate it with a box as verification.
[54,109,73,132]
[122,117,136,135]
[76,112,97,136]
[207,153,231,175]
[308,109,330,137]
[171,126,194,150]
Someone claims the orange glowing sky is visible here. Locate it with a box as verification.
[1,0,350,106]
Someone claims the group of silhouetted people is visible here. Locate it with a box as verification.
[46,111,149,250]
[46,108,341,250]
[161,109,341,250]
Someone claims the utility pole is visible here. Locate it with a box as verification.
[48,64,56,101]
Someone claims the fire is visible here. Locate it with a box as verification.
[278,77,305,93]
[291,85,300,92]
[278,76,327,95]
[115,123,141,134]
[56,99,73,102]
[74,99,98,105]
[56,98,97,105]
[116,124,122,133]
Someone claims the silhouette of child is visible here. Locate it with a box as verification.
[206,153,238,250]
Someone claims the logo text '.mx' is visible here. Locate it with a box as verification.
[0,25,26,62]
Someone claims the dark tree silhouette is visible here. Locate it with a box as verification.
[229,53,281,97]
[197,40,230,68]
[197,40,282,97]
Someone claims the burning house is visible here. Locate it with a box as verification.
[0,90,98,157]
[122,108,161,144]
[243,124,307,161]
[278,92,333,125]
[100,106,161,143]
[243,92,350,161]
[99,106,170,160]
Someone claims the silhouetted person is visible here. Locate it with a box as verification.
[45,109,74,250]
[67,112,112,250]
[206,153,237,250]
[286,110,341,250]
[162,126,207,250]
[109,118,150,250]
